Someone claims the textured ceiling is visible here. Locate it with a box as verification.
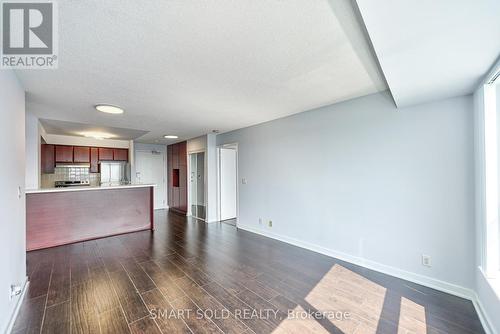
[17,0,386,143]
[356,0,500,107]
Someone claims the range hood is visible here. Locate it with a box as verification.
[55,163,91,168]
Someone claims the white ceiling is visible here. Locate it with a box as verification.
[356,0,500,107]
[16,0,386,143]
[39,119,148,140]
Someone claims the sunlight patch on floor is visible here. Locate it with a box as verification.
[271,305,331,334]
[299,264,428,333]
[397,297,427,334]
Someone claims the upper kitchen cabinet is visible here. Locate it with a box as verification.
[98,147,113,161]
[41,144,55,174]
[73,146,90,163]
[55,145,73,162]
[113,148,128,161]
[43,144,128,172]
[90,147,99,173]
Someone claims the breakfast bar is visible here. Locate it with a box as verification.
[25,184,155,251]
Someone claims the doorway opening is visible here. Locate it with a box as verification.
[217,143,238,225]
[189,151,206,220]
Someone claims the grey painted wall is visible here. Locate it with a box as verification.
[0,71,26,332]
[217,91,475,291]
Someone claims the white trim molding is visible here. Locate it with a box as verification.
[238,224,475,299]
[474,266,500,334]
[238,224,496,332]
[473,293,497,334]
[4,277,29,334]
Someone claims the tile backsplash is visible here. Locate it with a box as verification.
[41,167,101,188]
[56,166,89,181]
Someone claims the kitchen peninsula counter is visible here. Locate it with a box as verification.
[26,183,155,194]
[26,184,155,251]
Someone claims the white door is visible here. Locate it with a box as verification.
[220,148,237,220]
[135,150,166,209]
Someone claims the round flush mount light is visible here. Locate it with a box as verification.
[95,104,124,114]
[164,135,178,139]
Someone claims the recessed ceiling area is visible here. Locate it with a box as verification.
[356,0,500,107]
[39,119,149,141]
[16,0,386,143]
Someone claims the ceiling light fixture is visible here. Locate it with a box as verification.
[95,104,124,114]
[81,132,114,140]
[164,135,178,139]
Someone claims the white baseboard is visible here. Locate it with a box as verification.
[168,207,187,215]
[472,293,497,334]
[237,224,474,299]
[237,224,499,332]
[4,277,28,334]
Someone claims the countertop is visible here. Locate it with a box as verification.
[25,183,156,194]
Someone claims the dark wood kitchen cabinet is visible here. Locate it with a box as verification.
[172,187,180,208]
[178,141,187,166]
[55,145,73,162]
[41,144,55,174]
[172,144,179,167]
[113,148,128,161]
[167,145,173,207]
[90,147,99,173]
[42,144,128,172]
[167,141,187,214]
[179,186,187,212]
[98,147,113,161]
[73,146,90,163]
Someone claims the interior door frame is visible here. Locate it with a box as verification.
[216,143,239,225]
[135,149,167,209]
[187,149,207,221]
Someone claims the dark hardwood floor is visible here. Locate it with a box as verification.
[13,210,484,334]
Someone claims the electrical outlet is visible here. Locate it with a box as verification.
[242,178,247,184]
[259,218,262,225]
[10,284,21,300]
[422,255,431,267]
[268,220,272,227]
